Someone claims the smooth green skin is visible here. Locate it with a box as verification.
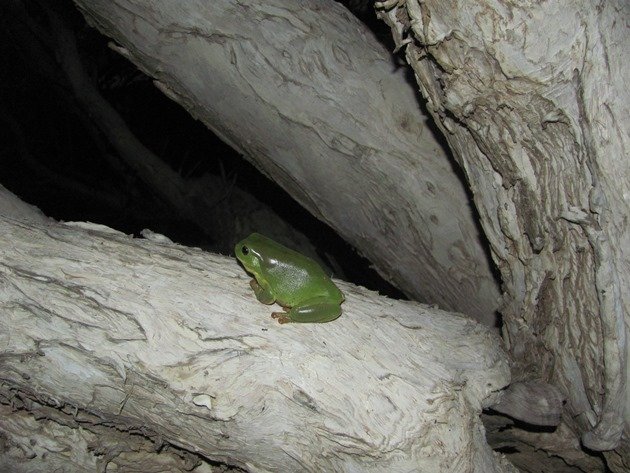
[235,233,344,323]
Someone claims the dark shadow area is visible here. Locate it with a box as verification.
[482,411,612,473]
[493,446,519,454]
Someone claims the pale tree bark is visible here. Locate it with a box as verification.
[0,185,512,472]
[0,405,211,473]
[68,0,501,326]
[376,0,630,470]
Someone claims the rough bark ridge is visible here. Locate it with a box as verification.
[376,0,629,466]
[69,0,501,326]
[0,204,512,472]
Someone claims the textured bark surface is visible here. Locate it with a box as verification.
[0,406,212,473]
[0,205,512,472]
[69,0,501,326]
[376,0,629,468]
[4,0,627,470]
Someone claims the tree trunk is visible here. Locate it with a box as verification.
[0,186,512,472]
[69,0,501,326]
[376,0,629,469]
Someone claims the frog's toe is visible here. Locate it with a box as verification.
[271,312,291,324]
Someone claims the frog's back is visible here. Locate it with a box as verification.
[269,254,340,299]
[245,233,343,305]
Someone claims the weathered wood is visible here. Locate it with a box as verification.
[0,405,210,473]
[0,208,511,472]
[491,381,564,427]
[376,0,629,468]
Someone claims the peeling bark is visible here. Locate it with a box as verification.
[376,0,629,468]
[0,201,511,472]
[0,405,213,473]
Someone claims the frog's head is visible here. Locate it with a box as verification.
[235,233,265,276]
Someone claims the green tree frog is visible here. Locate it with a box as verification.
[235,233,344,323]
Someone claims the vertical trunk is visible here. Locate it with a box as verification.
[377,0,629,467]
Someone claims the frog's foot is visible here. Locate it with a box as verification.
[271,312,291,324]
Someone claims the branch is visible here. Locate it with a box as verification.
[0,210,511,472]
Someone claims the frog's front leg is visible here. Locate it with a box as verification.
[250,279,275,304]
[272,297,342,323]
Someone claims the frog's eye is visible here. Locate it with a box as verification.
[241,245,249,255]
